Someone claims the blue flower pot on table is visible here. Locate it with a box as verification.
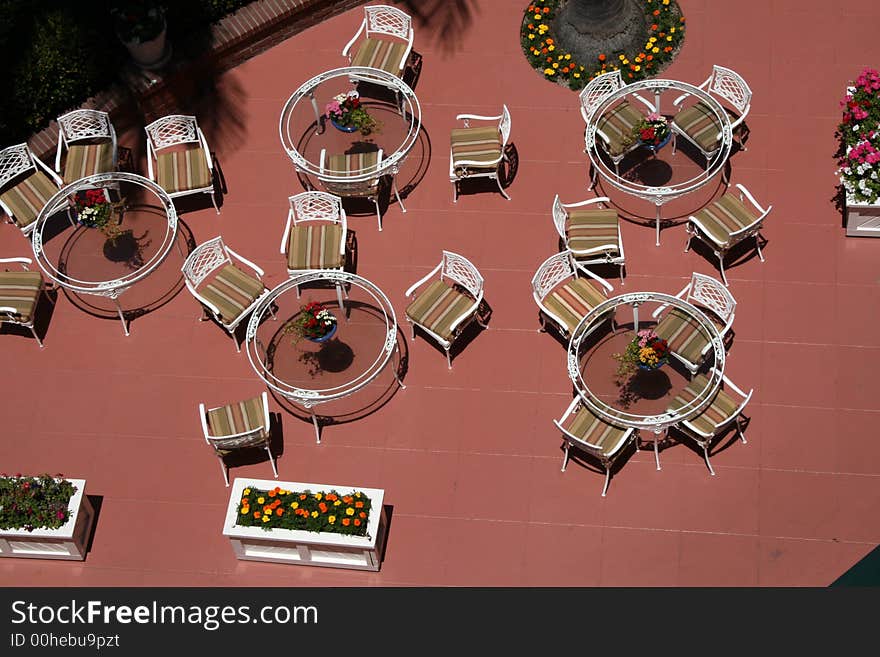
[307,322,338,343]
[330,118,358,133]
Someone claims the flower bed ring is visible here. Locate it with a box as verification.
[584,78,733,246]
[279,66,422,186]
[566,291,725,433]
[245,272,405,443]
[31,172,179,336]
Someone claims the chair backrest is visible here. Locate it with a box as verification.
[551,194,569,241]
[206,429,267,453]
[579,70,625,123]
[531,251,576,303]
[320,148,384,198]
[498,104,512,148]
[288,191,344,226]
[709,65,752,118]
[365,5,411,40]
[57,109,114,144]
[145,114,200,150]
[0,144,36,190]
[440,250,483,300]
[181,236,231,287]
[686,273,736,325]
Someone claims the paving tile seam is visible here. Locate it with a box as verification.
[739,338,879,348]
[761,402,880,413]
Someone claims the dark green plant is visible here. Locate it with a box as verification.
[110,0,166,44]
[235,485,372,537]
[0,474,77,532]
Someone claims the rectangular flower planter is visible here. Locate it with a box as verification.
[223,478,387,571]
[845,196,880,237]
[0,479,95,561]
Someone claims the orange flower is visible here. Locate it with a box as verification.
[355,501,363,509]
[253,511,261,518]
[646,54,653,61]
[318,502,328,513]
[545,38,553,45]
[342,496,352,503]
[543,6,549,13]
[299,494,307,500]
[541,48,548,54]
[651,24,658,30]
[598,53,606,61]
[268,490,276,497]
[342,518,350,526]
[528,23,534,29]
[275,508,283,516]
[561,67,568,73]
[653,9,660,16]
[359,512,367,518]
[354,519,361,526]
[546,57,552,63]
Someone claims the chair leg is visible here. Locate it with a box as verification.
[619,263,625,286]
[452,179,459,203]
[654,432,661,471]
[445,346,452,369]
[335,282,345,317]
[703,445,716,476]
[219,458,230,487]
[755,234,766,262]
[28,324,44,349]
[232,332,240,353]
[737,417,747,444]
[495,174,511,201]
[392,177,406,212]
[718,254,729,286]
[210,191,220,215]
[408,319,415,341]
[684,233,693,253]
[374,198,382,231]
[561,443,570,472]
[265,446,279,479]
[295,283,301,299]
[601,465,611,497]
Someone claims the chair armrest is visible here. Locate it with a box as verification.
[198,403,211,442]
[561,197,610,210]
[452,155,503,168]
[280,210,293,254]
[721,372,753,401]
[342,19,366,58]
[574,264,614,294]
[146,139,156,181]
[226,247,264,278]
[197,128,214,171]
[404,262,443,298]
[672,74,712,107]
[734,184,769,215]
[398,31,414,71]
[630,92,657,112]
[55,130,65,173]
[260,391,270,432]
[33,153,63,187]
[687,214,728,248]
[0,257,33,268]
[319,148,327,174]
[651,282,692,318]
[555,395,583,425]
[448,298,480,333]
[456,113,502,124]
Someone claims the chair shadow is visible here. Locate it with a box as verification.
[559,434,639,492]
[453,142,519,201]
[410,297,492,365]
[83,494,104,557]
[686,232,768,280]
[221,411,286,473]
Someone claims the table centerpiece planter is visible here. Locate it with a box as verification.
[330,118,359,133]
[223,478,387,571]
[111,1,172,70]
[0,476,95,561]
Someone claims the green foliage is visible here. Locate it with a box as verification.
[235,486,373,537]
[0,475,77,532]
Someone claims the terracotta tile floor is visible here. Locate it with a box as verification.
[2,0,879,586]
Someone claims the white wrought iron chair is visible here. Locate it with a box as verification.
[667,367,753,475]
[145,114,219,213]
[280,191,348,310]
[199,391,278,486]
[579,69,657,187]
[319,147,390,230]
[685,183,772,286]
[552,194,625,284]
[181,236,271,352]
[0,256,54,348]
[671,65,752,166]
[55,109,118,184]
[0,143,64,236]
[651,272,736,375]
[342,4,413,82]
[450,105,511,202]
[554,396,637,496]
[530,251,615,340]
[404,250,486,368]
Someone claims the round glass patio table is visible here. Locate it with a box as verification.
[567,291,727,467]
[584,78,733,246]
[278,66,421,209]
[30,172,179,335]
[245,271,405,443]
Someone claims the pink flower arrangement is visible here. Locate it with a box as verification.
[837,68,880,203]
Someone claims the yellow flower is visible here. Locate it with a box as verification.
[622,59,629,65]
[618,54,625,60]
[548,45,555,51]
[574,73,581,78]
[314,493,322,500]
[564,53,571,60]
[552,62,559,68]
[262,515,270,523]
[345,507,355,516]
[528,34,535,40]
[311,511,319,518]
[240,508,250,515]
[667,35,672,41]
[544,68,555,75]
[328,516,336,524]
[256,497,264,504]
[534,13,541,19]
[663,0,669,4]
[333,500,341,506]
[291,502,299,509]
[652,47,660,53]
[670,27,675,33]
[243,488,251,495]
[354,492,361,498]
[634,65,641,71]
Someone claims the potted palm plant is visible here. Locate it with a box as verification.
[111,0,172,70]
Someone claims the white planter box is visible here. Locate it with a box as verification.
[223,478,387,571]
[845,195,880,237]
[0,479,95,561]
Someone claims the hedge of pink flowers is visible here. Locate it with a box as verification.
[837,68,880,204]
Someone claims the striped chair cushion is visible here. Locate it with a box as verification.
[567,208,620,256]
[287,224,345,270]
[155,145,212,194]
[0,270,43,322]
[206,396,267,450]
[405,279,475,341]
[0,170,58,228]
[672,101,723,152]
[326,151,380,196]
[692,192,759,248]
[351,37,408,76]
[198,264,265,325]
[63,142,114,184]
[597,101,642,156]
[562,404,630,457]
[542,277,606,335]
[451,126,502,169]
[668,374,742,437]
[654,307,710,366]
